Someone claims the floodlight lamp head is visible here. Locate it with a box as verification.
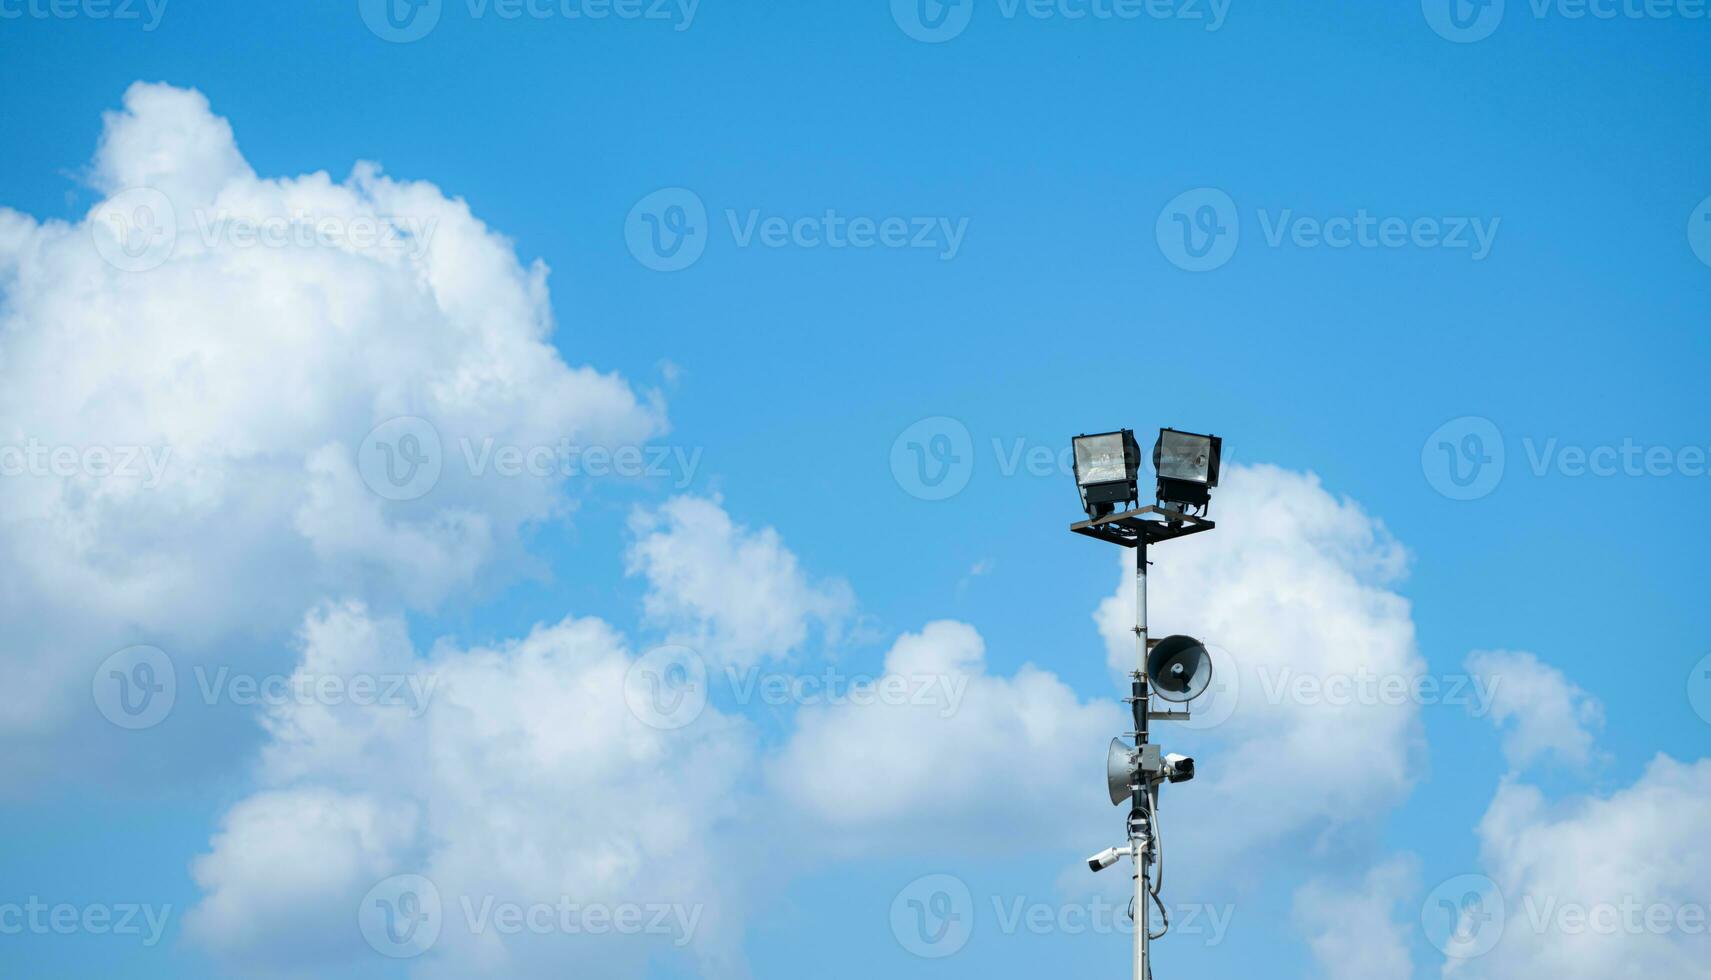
[1146,634,1214,703]
[1072,429,1142,521]
[1153,428,1222,512]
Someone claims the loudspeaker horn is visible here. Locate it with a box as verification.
[1146,634,1213,703]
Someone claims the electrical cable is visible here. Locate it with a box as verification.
[1147,781,1169,941]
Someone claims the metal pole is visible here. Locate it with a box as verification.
[1133,537,1149,980]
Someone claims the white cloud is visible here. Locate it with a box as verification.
[626,495,852,668]
[1446,756,1711,978]
[0,84,661,746]
[190,470,1434,975]
[1294,854,1420,980]
[1465,649,1604,771]
[188,600,757,978]
[769,619,1123,852]
[1094,464,1424,874]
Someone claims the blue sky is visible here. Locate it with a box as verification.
[2,2,1709,978]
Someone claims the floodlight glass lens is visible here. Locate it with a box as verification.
[1075,434,1128,487]
[1157,430,1212,484]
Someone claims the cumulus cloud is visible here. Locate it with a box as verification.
[1294,854,1420,980]
[1446,756,1711,978]
[627,495,852,667]
[769,620,1123,852]
[188,601,757,978]
[0,84,661,750]
[1094,464,1424,873]
[1465,649,1604,771]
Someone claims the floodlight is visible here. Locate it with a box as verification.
[1072,429,1142,520]
[1145,635,1213,703]
[1153,428,1222,510]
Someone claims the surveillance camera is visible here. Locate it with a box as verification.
[1164,753,1195,784]
[1087,846,1126,873]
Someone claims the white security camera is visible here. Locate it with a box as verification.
[1087,845,1126,873]
[1164,753,1195,784]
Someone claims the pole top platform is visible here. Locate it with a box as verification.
[1069,505,1216,548]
